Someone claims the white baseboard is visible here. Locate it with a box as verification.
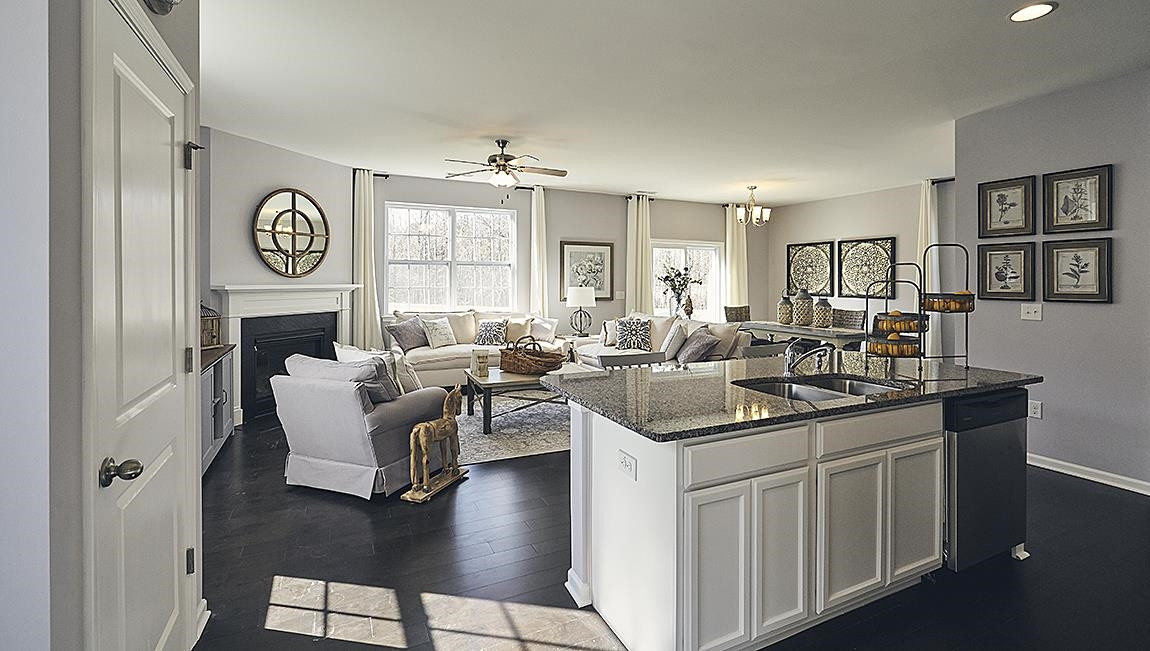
[1028,453,1150,497]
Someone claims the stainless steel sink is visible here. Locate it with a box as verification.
[796,376,903,396]
[739,381,848,402]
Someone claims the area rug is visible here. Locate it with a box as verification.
[455,389,570,465]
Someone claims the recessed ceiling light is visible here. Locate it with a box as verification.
[1010,2,1059,22]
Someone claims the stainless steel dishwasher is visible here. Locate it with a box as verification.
[944,388,1030,571]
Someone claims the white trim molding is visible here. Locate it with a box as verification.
[1028,453,1150,497]
[211,284,361,425]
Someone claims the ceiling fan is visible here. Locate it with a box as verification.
[445,139,568,187]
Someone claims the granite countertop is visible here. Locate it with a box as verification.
[540,353,1042,442]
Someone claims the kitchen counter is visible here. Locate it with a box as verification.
[540,353,1041,442]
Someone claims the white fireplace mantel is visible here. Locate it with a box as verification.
[211,284,361,424]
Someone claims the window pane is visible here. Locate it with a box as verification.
[651,244,721,321]
[387,262,450,311]
[457,263,512,309]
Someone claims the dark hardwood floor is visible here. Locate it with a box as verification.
[197,417,1150,650]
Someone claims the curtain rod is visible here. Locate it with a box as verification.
[931,176,955,185]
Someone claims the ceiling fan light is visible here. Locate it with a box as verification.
[488,169,518,188]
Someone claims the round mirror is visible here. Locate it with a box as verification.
[252,188,330,277]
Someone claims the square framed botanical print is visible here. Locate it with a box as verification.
[1043,164,1112,233]
[978,176,1035,238]
[1042,238,1112,303]
[977,242,1035,301]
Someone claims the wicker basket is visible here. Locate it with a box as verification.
[923,292,975,313]
[873,312,929,334]
[866,334,921,358]
[500,336,565,375]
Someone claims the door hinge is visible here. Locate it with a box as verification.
[186,547,196,575]
[183,141,205,170]
[185,347,195,373]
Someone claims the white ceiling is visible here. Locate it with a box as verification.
[201,1,1150,205]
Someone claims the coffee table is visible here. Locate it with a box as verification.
[465,364,598,435]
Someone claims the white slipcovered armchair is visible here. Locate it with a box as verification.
[271,376,448,499]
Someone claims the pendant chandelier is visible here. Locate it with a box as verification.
[737,185,771,227]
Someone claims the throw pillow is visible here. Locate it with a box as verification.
[600,319,618,346]
[396,354,423,393]
[421,317,458,349]
[676,327,721,364]
[616,317,652,351]
[284,354,399,403]
[661,324,688,360]
[332,342,404,396]
[475,318,509,346]
[394,310,477,344]
[630,313,678,352]
[529,317,559,343]
[702,321,742,358]
[384,318,429,352]
[505,317,533,343]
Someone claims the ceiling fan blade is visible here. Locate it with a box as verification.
[445,169,486,179]
[516,166,568,177]
[508,154,540,163]
[444,158,491,166]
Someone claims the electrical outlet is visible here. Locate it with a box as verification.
[614,290,625,300]
[1021,304,1043,321]
[1028,400,1043,419]
[618,450,637,481]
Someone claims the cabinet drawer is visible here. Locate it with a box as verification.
[816,403,942,458]
[685,426,808,490]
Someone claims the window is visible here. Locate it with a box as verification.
[384,203,516,312]
[652,240,723,322]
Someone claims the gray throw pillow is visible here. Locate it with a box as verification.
[284,354,400,403]
[385,317,429,352]
[676,327,721,364]
[616,317,652,351]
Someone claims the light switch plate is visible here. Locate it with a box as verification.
[614,290,625,300]
[1028,400,1043,419]
[1021,304,1042,321]
[618,450,637,481]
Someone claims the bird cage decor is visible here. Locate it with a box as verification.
[200,303,223,349]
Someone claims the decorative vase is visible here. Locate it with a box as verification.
[793,289,814,326]
[813,297,833,328]
[682,295,694,318]
[777,293,793,324]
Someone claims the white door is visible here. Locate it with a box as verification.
[886,438,944,584]
[88,0,196,649]
[684,482,751,651]
[816,450,886,614]
[751,468,808,640]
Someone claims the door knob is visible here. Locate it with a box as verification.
[99,457,144,488]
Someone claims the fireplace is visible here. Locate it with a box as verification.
[240,312,338,419]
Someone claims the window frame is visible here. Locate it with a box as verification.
[382,201,518,313]
[651,238,725,322]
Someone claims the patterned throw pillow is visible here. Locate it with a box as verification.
[676,326,721,364]
[475,318,508,346]
[616,317,652,351]
[421,317,458,349]
[384,317,429,352]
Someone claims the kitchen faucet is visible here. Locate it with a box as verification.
[783,341,835,376]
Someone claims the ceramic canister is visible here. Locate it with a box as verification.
[793,289,814,326]
[813,297,833,328]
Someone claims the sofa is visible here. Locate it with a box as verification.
[575,313,751,368]
[383,310,569,387]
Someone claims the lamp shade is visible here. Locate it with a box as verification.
[566,286,597,308]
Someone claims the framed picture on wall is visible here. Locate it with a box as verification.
[978,176,1035,238]
[786,241,834,296]
[1043,164,1112,233]
[977,242,1035,301]
[838,236,896,299]
[559,241,614,301]
[1042,238,1112,302]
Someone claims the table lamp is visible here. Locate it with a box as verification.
[566,286,596,337]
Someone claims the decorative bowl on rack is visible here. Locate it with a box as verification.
[922,291,975,313]
[866,333,921,358]
[873,311,929,334]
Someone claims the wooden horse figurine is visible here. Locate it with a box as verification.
[401,385,468,503]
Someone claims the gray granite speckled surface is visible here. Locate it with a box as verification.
[540,353,1042,442]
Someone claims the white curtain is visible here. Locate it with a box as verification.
[918,180,942,357]
[625,194,654,314]
[530,186,550,317]
[352,169,384,350]
[724,204,749,307]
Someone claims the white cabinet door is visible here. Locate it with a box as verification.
[816,450,886,614]
[214,351,235,440]
[200,368,215,468]
[886,437,943,584]
[685,482,751,651]
[751,468,808,639]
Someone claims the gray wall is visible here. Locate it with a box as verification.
[2,2,52,647]
[955,67,1150,483]
[764,185,925,314]
[207,128,354,294]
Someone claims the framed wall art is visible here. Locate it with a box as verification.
[1043,164,1112,233]
[559,241,614,301]
[977,242,1035,301]
[1042,238,1112,303]
[838,236,896,299]
[978,176,1035,238]
[786,241,834,296]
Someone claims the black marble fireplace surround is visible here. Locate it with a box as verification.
[240,312,337,419]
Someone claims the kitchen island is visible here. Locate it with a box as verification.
[540,353,1041,651]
